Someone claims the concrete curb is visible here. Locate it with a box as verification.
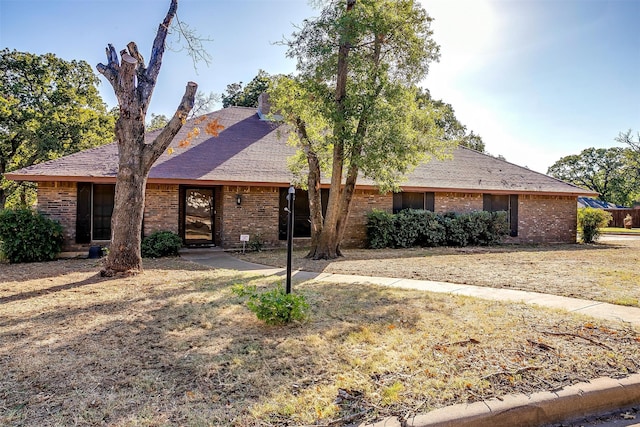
[360,374,640,427]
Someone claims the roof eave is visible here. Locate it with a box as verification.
[6,175,597,197]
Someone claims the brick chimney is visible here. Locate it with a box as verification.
[257,93,282,121]
[257,93,271,119]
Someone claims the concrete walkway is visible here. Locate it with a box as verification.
[180,247,640,427]
[180,248,640,326]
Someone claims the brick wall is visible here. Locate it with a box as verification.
[37,181,83,251]
[144,184,179,236]
[342,189,393,248]
[220,185,281,249]
[515,195,577,243]
[34,181,579,253]
[435,192,483,213]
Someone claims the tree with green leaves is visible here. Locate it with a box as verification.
[547,146,637,206]
[416,88,485,152]
[222,69,271,108]
[616,129,640,196]
[0,49,115,209]
[270,0,454,259]
[147,113,170,131]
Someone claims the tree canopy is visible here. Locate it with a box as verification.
[270,0,455,259]
[0,49,115,208]
[416,88,485,152]
[221,69,271,108]
[547,146,638,206]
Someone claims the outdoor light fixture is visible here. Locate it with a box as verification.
[236,194,242,205]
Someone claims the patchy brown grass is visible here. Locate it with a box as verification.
[237,238,640,307]
[1,257,639,426]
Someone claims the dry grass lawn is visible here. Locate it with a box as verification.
[1,252,639,426]
[238,238,640,307]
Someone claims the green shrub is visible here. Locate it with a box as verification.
[416,211,446,247]
[141,230,182,258]
[0,208,63,263]
[248,234,265,252]
[439,214,468,247]
[233,283,309,325]
[366,209,508,249]
[393,209,424,248]
[578,207,612,243]
[462,211,509,246]
[487,211,510,244]
[367,209,395,249]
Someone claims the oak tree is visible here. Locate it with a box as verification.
[97,0,198,275]
[547,146,637,206]
[270,0,454,259]
[0,49,115,209]
[222,69,272,108]
[416,88,485,152]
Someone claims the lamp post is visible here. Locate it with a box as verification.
[285,185,295,294]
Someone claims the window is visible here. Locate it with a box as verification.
[76,183,115,243]
[393,192,435,213]
[483,194,518,237]
[278,188,328,240]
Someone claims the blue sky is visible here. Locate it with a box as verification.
[1,0,638,173]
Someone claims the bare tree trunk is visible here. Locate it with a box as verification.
[98,0,197,275]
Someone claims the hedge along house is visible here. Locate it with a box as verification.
[6,100,596,252]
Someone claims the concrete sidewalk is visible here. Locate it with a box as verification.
[179,248,640,427]
[180,248,640,326]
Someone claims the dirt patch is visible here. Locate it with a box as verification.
[1,257,639,425]
[236,239,640,307]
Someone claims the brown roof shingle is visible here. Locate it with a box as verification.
[5,106,594,196]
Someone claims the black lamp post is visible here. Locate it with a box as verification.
[285,185,295,294]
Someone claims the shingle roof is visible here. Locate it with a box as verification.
[5,106,594,196]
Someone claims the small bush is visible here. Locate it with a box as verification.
[393,209,424,248]
[0,208,63,263]
[487,211,510,244]
[141,230,182,258]
[416,211,446,247]
[367,210,395,249]
[578,207,612,243]
[440,214,468,247]
[248,234,265,252]
[232,283,309,325]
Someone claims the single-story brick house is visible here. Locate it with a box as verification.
[5,102,596,251]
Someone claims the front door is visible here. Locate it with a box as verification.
[184,188,214,245]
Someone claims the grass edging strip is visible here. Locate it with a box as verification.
[362,373,640,427]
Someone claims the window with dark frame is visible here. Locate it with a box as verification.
[76,183,115,243]
[393,192,435,213]
[278,188,329,240]
[483,194,519,237]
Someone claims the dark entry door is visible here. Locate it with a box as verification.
[184,188,214,245]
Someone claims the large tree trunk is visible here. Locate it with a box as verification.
[98,0,197,275]
[307,0,356,260]
[0,163,6,209]
[305,146,324,257]
[104,117,147,273]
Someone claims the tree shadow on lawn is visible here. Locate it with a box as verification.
[0,256,216,285]
[0,271,444,426]
[3,268,639,426]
